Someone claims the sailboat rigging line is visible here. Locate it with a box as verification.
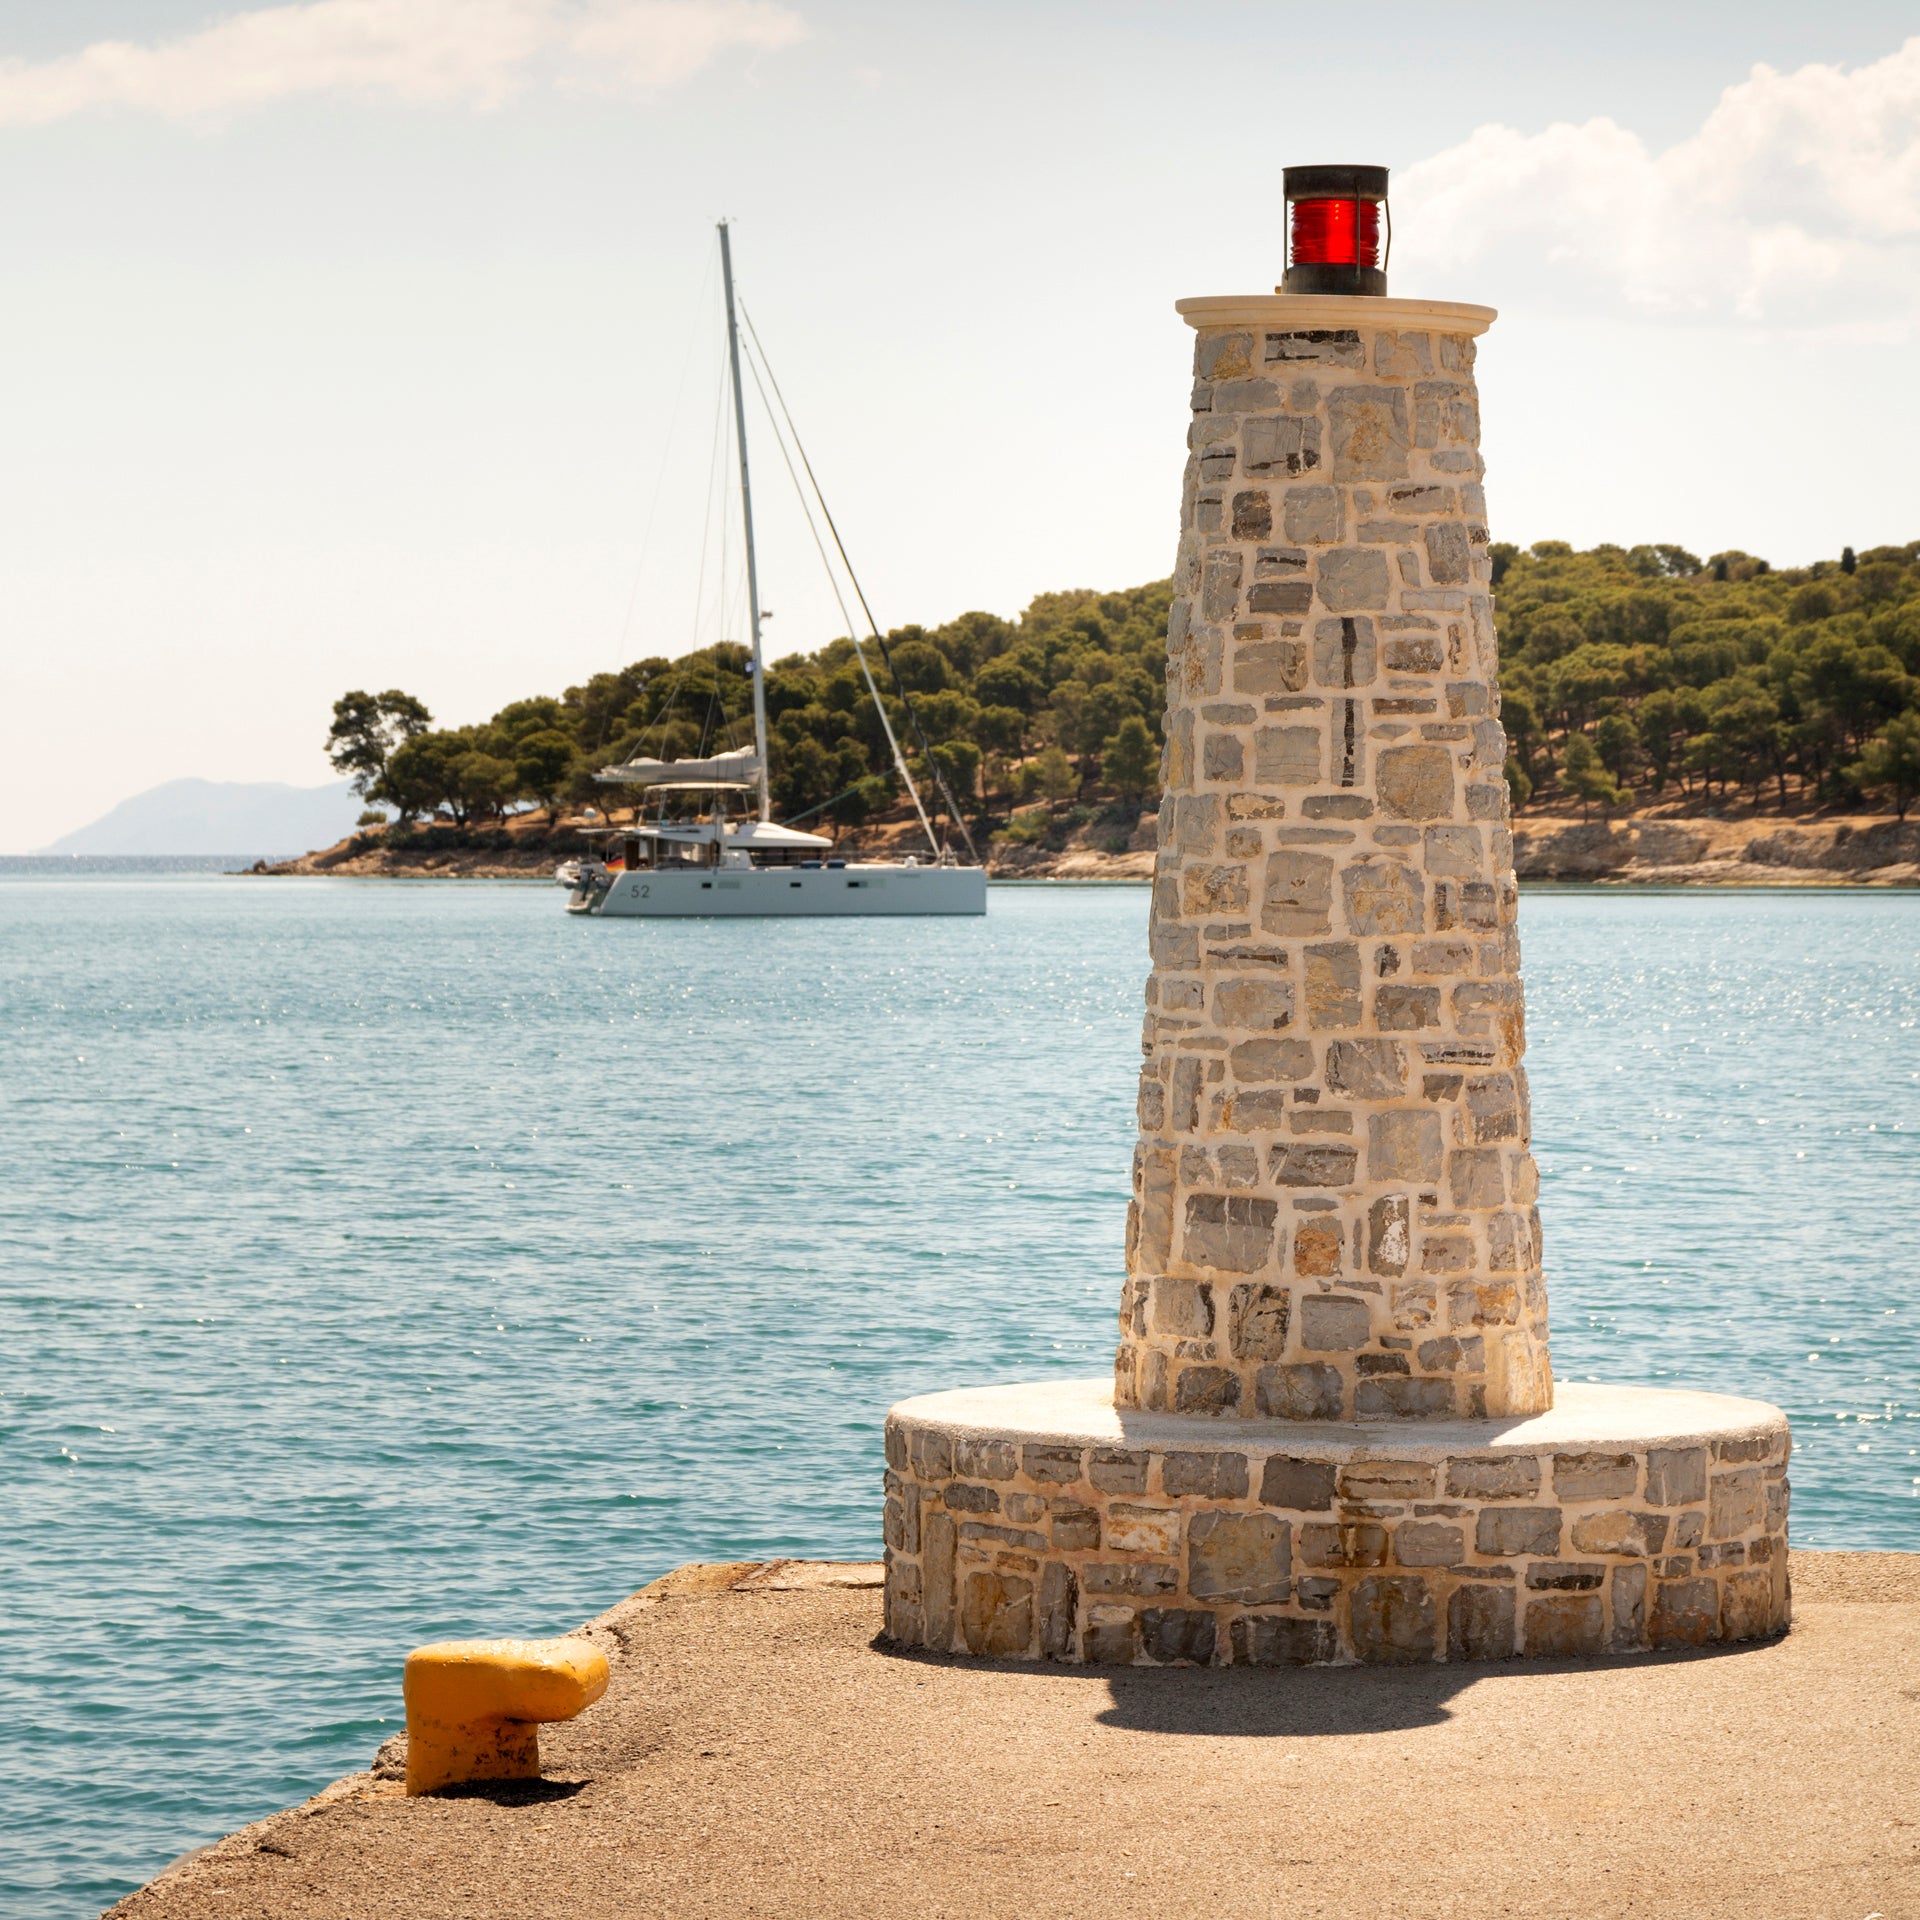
[737,302,979,865]
[779,779,872,828]
[718,221,774,824]
[737,341,942,857]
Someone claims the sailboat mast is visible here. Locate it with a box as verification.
[718,220,772,823]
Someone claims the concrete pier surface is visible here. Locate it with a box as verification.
[115,1553,1918,1920]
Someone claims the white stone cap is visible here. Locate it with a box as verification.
[1177,294,1497,336]
[888,1377,1788,1461]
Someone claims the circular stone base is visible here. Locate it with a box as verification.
[881,1379,1789,1666]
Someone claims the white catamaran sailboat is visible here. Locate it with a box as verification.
[565,225,986,920]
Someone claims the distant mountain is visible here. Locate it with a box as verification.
[37,778,363,857]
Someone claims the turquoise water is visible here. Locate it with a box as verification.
[2,875,1915,1916]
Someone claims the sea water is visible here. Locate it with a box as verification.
[1,873,1914,1915]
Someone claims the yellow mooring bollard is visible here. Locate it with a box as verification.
[401,1636,610,1795]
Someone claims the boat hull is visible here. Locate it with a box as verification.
[573,864,986,917]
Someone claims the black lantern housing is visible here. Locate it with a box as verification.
[1282,164,1389,297]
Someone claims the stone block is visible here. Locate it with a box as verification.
[958,1519,1046,1552]
[1376,745,1456,820]
[1316,549,1391,613]
[923,1513,956,1649]
[1553,1453,1638,1501]
[1369,1109,1443,1182]
[1185,859,1250,915]
[1611,1562,1648,1648]
[1163,1450,1251,1499]
[1214,976,1295,1031]
[1476,1507,1561,1556]
[1266,328,1363,366]
[1571,1511,1669,1557]
[1424,522,1473,586]
[1709,1468,1766,1539]
[1416,1334,1484,1374]
[884,1491,920,1553]
[1447,1581,1515,1661]
[1254,725,1322,787]
[1082,1605,1140,1664]
[1446,1148,1505,1209]
[1300,1521,1389,1569]
[1038,1562,1077,1660]
[1339,1458,1436,1501]
[1395,1520,1464,1566]
[1227,1283,1291,1361]
[1261,850,1333,937]
[1189,1511,1291,1604]
[1140,1608,1218,1666]
[1527,1561,1606,1592]
[1390,1280,1436,1330]
[1313,614,1378,689]
[1459,1459,1543,1505]
[1328,387,1410,481]
[1042,1501,1096,1551]
[943,1481,1001,1514]
[1201,548,1242,622]
[1174,1365,1242,1413]
[1082,1562,1179,1597]
[1232,1614,1335,1666]
[1351,1574,1436,1663]
[1198,729,1244,783]
[1292,1217,1345,1276]
[910,1428,954,1482]
[948,1443,1021,1482]
[1448,1278,1520,1329]
[1301,1293,1371,1350]
[1523,1593,1604,1657]
[1341,860,1424,936]
[1184,1193,1278,1273]
[1233,1037,1315,1081]
[1247,581,1313,616]
[1023,1444,1086,1486]
[1231,490,1273,540]
[1383,634,1444,672]
[1720,1567,1775,1639]
[1233,636,1308,696]
[1257,1362,1344,1419]
[1254,544,1308,580]
[1195,332,1253,380]
[1375,333,1434,377]
[1649,1577,1719,1647]
[1260,1455,1337,1511]
[1354,1377,1455,1418]
[1351,1201,1405,1284]
[1466,1073,1522,1143]
[1284,485,1343,544]
[1270,1142,1358,1187]
[1244,414,1322,477]
[1090,1447,1149,1495]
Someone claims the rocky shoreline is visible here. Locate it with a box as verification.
[249,811,1920,886]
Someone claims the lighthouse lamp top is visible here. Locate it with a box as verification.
[1282,163,1389,299]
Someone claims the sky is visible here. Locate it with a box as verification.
[4,0,1919,849]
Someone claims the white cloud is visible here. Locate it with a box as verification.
[0,0,805,125]
[1394,36,1920,332]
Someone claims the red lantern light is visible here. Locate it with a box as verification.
[1283,165,1389,297]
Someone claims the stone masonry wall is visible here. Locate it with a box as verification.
[1118,307,1553,1422]
[882,1413,1790,1666]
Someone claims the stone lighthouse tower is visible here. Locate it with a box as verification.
[882,170,1791,1667]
